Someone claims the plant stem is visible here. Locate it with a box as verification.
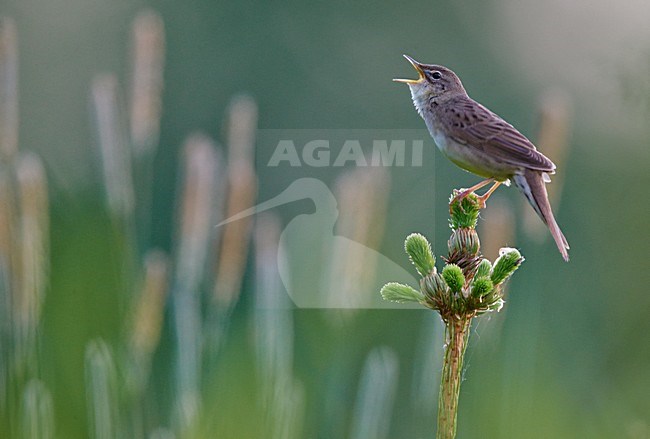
[436,316,471,439]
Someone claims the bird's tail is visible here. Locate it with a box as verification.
[513,170,570,261]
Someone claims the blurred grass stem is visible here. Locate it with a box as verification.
[437,317,470,439]
[213,95,257,310]
[21,379,54,439]
[129,10,164,157]
[85,340,119,439]
[253,213,304,439]
[14,153,49,375]
[129,11,165,252]
[92,74,135,222]
[0,18,18,162]
[172,134,219,432]
[128,249,169,395]
[350,347,398,439]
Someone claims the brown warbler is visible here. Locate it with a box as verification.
[395,55,569,261]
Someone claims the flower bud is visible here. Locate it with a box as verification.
[442,264,465,293]
[380,282,424,303]
[404,233,435,277]
[470,276,493,298]
[491,248,524,286]
[475,258,492,278]
[449,192,480,230]
[448,228,480,255]
[421,272,447,300]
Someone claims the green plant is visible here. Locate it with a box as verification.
[380,191,524,439]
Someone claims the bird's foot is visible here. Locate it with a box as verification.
[449,179,502,213]
[476,180,502,208]
[475,194,489,209]
[449,179,495,213]
[449,189,473,213]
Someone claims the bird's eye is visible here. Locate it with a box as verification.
[431,71,442,80]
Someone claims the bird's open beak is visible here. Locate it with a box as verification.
[393,54,425,84]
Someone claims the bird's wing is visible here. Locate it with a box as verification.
[440,97,556,172]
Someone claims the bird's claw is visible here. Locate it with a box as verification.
[449,189,490,214]
[449,189,471,214]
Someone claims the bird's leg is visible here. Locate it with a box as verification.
[475,180,502,209]
[450,178,494,212]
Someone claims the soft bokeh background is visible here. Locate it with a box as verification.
[2,0,650,438]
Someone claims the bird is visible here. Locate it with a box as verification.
[394,55,569,261]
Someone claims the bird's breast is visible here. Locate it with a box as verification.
[431,128,450,154]
[429,127,514,180]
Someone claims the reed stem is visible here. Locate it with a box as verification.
[436,317,470,439]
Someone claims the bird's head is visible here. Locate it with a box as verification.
[394,55,466,112]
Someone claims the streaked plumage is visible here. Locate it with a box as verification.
[395,55,569,261]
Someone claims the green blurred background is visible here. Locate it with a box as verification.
[2,0,650,437]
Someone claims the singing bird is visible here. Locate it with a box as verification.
[395,55,569,261]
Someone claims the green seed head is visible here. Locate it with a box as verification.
[442,264,465,293]
[476,259,492,278]
[491,247,524,286]
[380,282,424,303]
[449,192,480,230]
[471,276,494,298]
[422,272,447,300]
[405,233,435,277]
[448,228,480,255]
